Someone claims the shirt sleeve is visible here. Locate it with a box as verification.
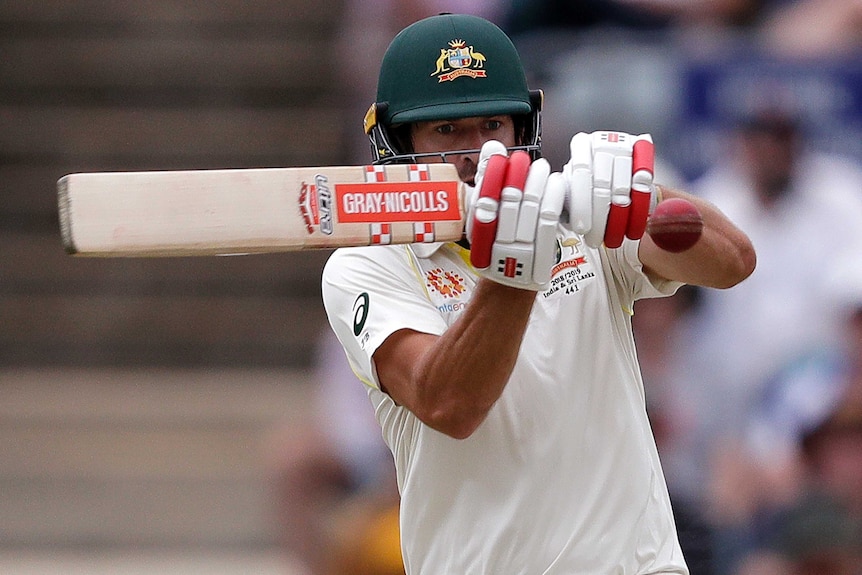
[601,239,684,312]
[321,245,449,390]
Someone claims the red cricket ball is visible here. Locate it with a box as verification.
[646,198,704,253]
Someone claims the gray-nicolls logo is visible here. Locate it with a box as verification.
[315,174,333,235]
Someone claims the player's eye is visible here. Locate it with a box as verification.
[435,124,455,136]
[485,119,504,130]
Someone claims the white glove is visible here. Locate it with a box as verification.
[563,131,657,248]
[466,141,566,291]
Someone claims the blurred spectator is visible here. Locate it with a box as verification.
[501,0,761,168]
[735,382,862,574]
[722,258,862,575]
[761,0,862,58]
[270,329,400,575]
[633,285,716,574]
[769,494,862,575]
[684,101,862,573]
[799,261,862,518]
[732,552,794,575]
[532,36,686,168]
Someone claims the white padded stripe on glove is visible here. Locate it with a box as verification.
[466,140,566,291]
[564,131,657,248]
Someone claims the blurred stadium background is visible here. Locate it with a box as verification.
[1,1,343,573]
[1,1,861,573]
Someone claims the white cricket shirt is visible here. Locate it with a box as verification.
[321,228,688,575]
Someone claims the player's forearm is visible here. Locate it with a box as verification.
[417,281,535,438]
[393,280,536,439]
[640,186,756,289]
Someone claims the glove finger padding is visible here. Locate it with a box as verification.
[563,131,656,249]
[465,140,509,255]
[516,153,549,243]
[469,153,508,270]
[565,132,594,236]
[496,150,532,243]
[627,136,655,240]
[533,171,566,285]
[472,153,563,291]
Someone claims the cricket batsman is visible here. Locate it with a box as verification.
[322,13,755,574]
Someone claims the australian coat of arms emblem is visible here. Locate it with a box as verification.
[432,39,487,82]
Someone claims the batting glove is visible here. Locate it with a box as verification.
[563,131,657,248]
[465,141,566,291]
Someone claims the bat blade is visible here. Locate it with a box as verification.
[58,164,465,256]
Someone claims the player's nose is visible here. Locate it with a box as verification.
[469,130,493,154]
[451,130,485,161]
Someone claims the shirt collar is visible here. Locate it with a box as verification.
[410,242,448,258]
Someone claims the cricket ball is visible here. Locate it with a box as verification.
[646,198,704,253]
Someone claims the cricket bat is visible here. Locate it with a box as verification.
[58,164,466,256]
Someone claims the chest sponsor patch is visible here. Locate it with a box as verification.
[542,238,596,299]
[424,266,471,315]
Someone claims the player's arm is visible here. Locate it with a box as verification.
[374,143,565,439]
[639,186,756,289]
[373,281,535,439]
[563,131,755,290]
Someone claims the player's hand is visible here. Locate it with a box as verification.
[465,141,566,291]
[563,131,657,248]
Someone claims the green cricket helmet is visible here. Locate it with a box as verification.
[364,13,543,164]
